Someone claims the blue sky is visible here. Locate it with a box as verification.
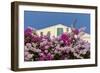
[24,11,90,34]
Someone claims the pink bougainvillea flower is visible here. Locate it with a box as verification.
[60,33,72,46]
[24,26,90,61]
[24,53,33,61]
[72,28,79,35]
[25,27,33,33]
[60,33,69,43]
[24,28,33,44]
[24,27,33,37]
[47,54,53,60]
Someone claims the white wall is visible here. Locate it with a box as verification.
[0,0,99,73]
[37,24,71,37]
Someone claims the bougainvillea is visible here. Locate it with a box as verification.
[24,27,90,61]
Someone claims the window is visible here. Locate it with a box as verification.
[66,28,69,32]
[57,28,63,36]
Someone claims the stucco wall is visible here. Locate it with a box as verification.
[37,24,71,37]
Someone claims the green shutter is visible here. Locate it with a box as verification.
[57,28,63,36]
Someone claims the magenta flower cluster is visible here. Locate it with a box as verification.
[24,27,90,61]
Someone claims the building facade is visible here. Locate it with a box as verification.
[36,24,90,42]
[37,24,71,37]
